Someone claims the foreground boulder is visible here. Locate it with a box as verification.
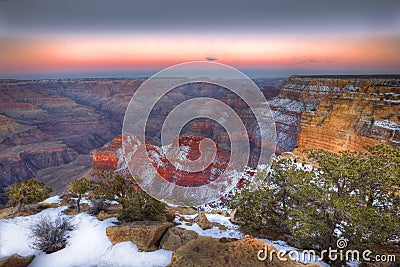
[168,235,322,267]
[160,227,199,251]
[194,212,212,230]
[106,221,173,251]
[0,254,35,267]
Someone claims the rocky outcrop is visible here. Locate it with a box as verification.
[194,212,213,230]
[7,76,398,205]
[160,227,199,251]
[105,221,173,251]
[0,254,35,267]
[273,75,400,153]
[168,235,321,267]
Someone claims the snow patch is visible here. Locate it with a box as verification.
[374,120,400,131]
[40,195,62,204]
[175,213,244,239]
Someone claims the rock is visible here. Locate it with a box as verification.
[0,254,35,267]
[106,221,173,251]
[98,210,116,221]
[160,227,199,251]
[0,79,126,206]
[168,235,321,267]
[194,212,213,230]
[45,243,66,254]
[168,206,197,215]
[0,207,14,220]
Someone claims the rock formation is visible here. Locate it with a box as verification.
[91,75,400,188]
[275,75,399,153]
[159,227,199,251]
[0,254,35,267]
[167,235,321,267]
[92,135,122,170]
[105,221,173,251]
[0,79,134,205]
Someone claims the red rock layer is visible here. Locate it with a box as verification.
[147,136,231,187]
[91,135,256,188]
[92,136,122,170]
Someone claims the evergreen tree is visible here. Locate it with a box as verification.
[6,179,52,211]
[230,145,400,263]
[66,177,93,212]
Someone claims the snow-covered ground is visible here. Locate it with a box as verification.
[0,196,330,266]
[0,203,171,267]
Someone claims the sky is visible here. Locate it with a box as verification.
[0,0,399,79]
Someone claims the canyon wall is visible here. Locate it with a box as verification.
[275,75,400,153]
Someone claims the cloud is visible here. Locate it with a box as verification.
[297,58,318,64]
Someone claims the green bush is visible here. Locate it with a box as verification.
[95,171,166,222]
[119,189,166,222]
[6,179,52,211]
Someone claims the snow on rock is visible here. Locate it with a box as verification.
[374,120,400,131]
[174,212,331,266]
[1,199,331,266]
[39,195,62,204]
[175,213,244,239]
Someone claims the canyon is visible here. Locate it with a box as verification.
[0,75,399,205]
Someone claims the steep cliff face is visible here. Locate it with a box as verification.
[276,76,400,153]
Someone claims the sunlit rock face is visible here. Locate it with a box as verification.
[275,76,400,153]
[92,135,123,170]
